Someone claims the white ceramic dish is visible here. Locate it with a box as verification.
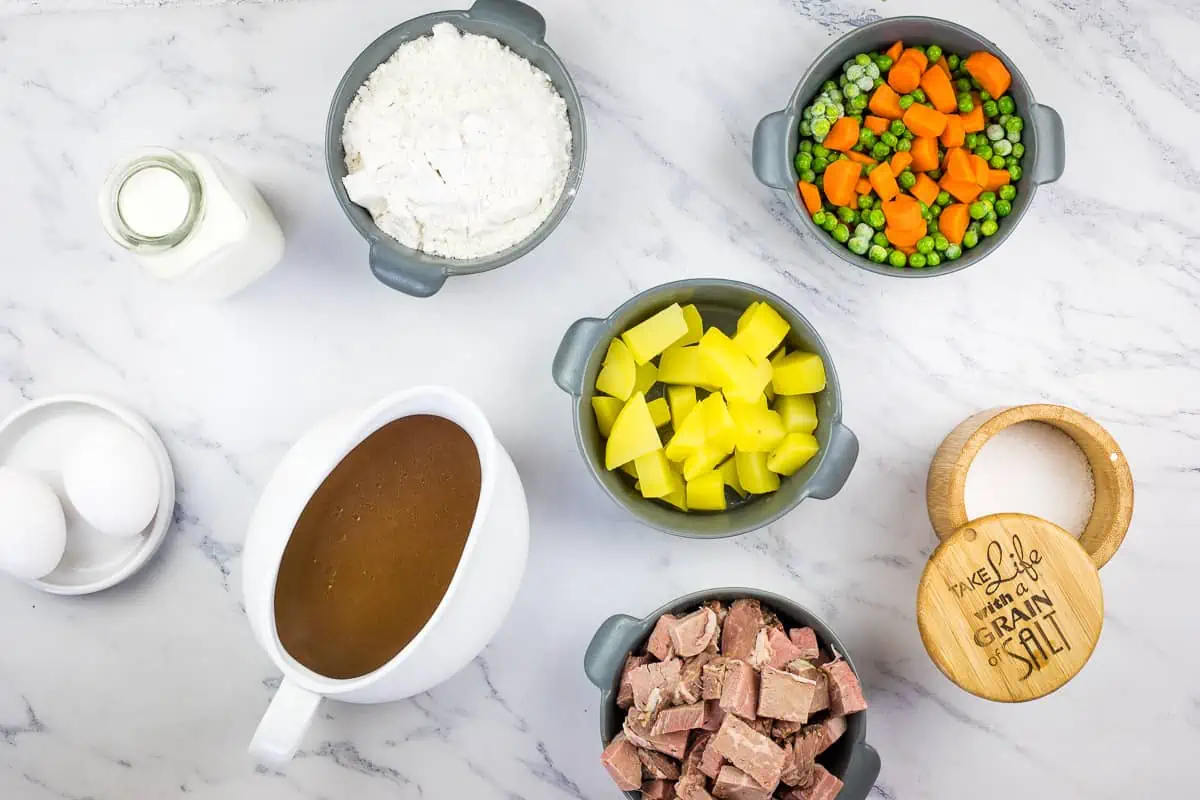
[0,395,175,595]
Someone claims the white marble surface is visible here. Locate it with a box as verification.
[1,0,1198,797]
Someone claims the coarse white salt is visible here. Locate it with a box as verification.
[964,421,1096,537]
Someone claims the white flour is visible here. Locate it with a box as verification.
[341,23,572,260]
[964,421,1096,537]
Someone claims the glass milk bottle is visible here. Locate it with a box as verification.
[99,148,285,299]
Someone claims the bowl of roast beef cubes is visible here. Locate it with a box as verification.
[585,588,880,799]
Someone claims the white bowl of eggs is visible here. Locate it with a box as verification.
[0,395,174,594]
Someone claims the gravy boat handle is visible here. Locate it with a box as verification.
[249,678,322,765]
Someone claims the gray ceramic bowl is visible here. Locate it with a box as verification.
[752,16,1065,277]
[325,0,587,297]
[584,587,882,799]
[552,279,858,538]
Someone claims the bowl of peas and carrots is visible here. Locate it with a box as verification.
[752,16,1065,276]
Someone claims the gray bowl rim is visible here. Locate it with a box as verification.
[562,278,850,540]
[757,15,1063,278]
[324,0,588,277]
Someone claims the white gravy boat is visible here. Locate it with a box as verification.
[242,387,529,764]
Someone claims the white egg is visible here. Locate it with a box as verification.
[0,466,68,580]
[63,423,160,538]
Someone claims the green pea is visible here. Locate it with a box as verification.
[1006,116,1024,134]
[967,220,981,235]
[931,205,943,220]
[875,55,894,71]
[800,169,816,183]
[962,230,980,249]
[992,139,1012,157]
[1012,143,1025,159]
[1007,129,1022,144]
[957,94,975,113]
[902,128,914,140]
[822,214,838,232]
[812,119,831,139]
[888,249,907,268]
[812,157,829,173]
[798,139,813,154]
[926,252,942,267]
[927,168,942,179]
[947,54,960,70]
[979,191,996,203]
[970,76,982,90]
[811,210,826,226]
[800,120,812,136]
[969,201,987,220]
[956,78,972,92]
[980,219,999,237]
[999,185,1017,202]
[965,132,980,149]
[858,130,876,149]
[868,209,886,229]
[985,209,997,222]
[997,113,1010,126]
[912,88,927,103]
[982,100,999,118]
[855,53,872,66]
[898,170,917,189]
[868,244,888,263]
[812,144,829,159]
[1008,164,1023,181]
[986,124,1004,142]
[926,45,943,61]
[880,132,899,148]
[909,252,927,268]
[889,120,907,137]
[989,155,1005,169]
[998,96,1015,115]
[975,143,994,160]
[863,163,876,175]
[898,94,915,110]
[837,207,857,224]
[855,223,874,239]
[874,77,885,89]
[832,223,851,243]
[1005,155,1019,168]
[934,233,950,252]
[945,243,962,260]
[895,138,912,152]
[858,195,874,210]
[848,236,870,255]
[936,191,952,206]
[979,90,992,102]
[873,231,888,247]
[852,95,869,111]
[995,199,1012,216]
[795,152,813,171]
[871,142,892,160]
[916,236,935,255]
[823,79,838,93]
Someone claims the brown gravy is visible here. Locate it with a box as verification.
[274,415,481,680]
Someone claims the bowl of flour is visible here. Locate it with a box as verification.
[326,0,585,297]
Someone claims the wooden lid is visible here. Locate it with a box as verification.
[917,513,1104,702]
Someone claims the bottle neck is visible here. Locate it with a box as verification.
[101,148,204,254]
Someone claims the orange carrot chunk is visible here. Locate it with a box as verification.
[886,41,904,61]
[939,203,969,244]
[911,173,940,207]
[895,242,918,256]
[960,105,985,133]
[944,148,974,182]
[899,48,929,73]
[823,117,860,152]
[823,159,862,207]
[888,59,922,94]
[984,169,1012,191]
[969,154,990,186]
[936,56,951,77]
[964,51,1012,99]
[890,151,913,175]
[920,67,957,114]
[910,137,940,172]
[940,175,983,204]
[885,222,927,248]
[864,115,889,135]
[882,194,922,230]
[869,161,901,201]
[846,151,878,165]
[902,104,948,138]
[869,84,904,120]
[940,115,965,148]
[855,177,872,195]
[798,181,822,215]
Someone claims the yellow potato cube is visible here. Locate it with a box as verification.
[635,362,659,395]
[776,394,818,434]
[635,449,679,499]
[701,394,738,455]
[719,458,747,498]
[658,345,722,388]
[730,356,773,403]
[683,442,727,481]
[678,304,704,346]
[591,396,623,437]
[698,328,754,389]
[605,393,662,470]
[620,461,638,479]
[767,433,820,476]
[686,470,727,511]
[732,303,791,361]
[735,449,781,495]
[621,303,689,365]
[771,352,827,395]
[596,338,636,401]
[647,397,671,428]
[736,302,761,331]
[730,404,787,453]
[664,403,707,461]
[662,483,688,511]
[666,385,698,429]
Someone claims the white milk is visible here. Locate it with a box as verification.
[100,148,285,299]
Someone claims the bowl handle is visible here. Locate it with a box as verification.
[369,241,448,297]
[468,0,547,42]
[838,741,882,800]
[806,422,859,500]
[1030,104,1066,186]
[752,110,793,191]
[248,678,322,765]
[553,317,606,396]
[584,614,643,690]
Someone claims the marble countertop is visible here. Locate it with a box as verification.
[2,0,1198,797]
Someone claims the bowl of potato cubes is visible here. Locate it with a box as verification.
[552,279,859,538]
